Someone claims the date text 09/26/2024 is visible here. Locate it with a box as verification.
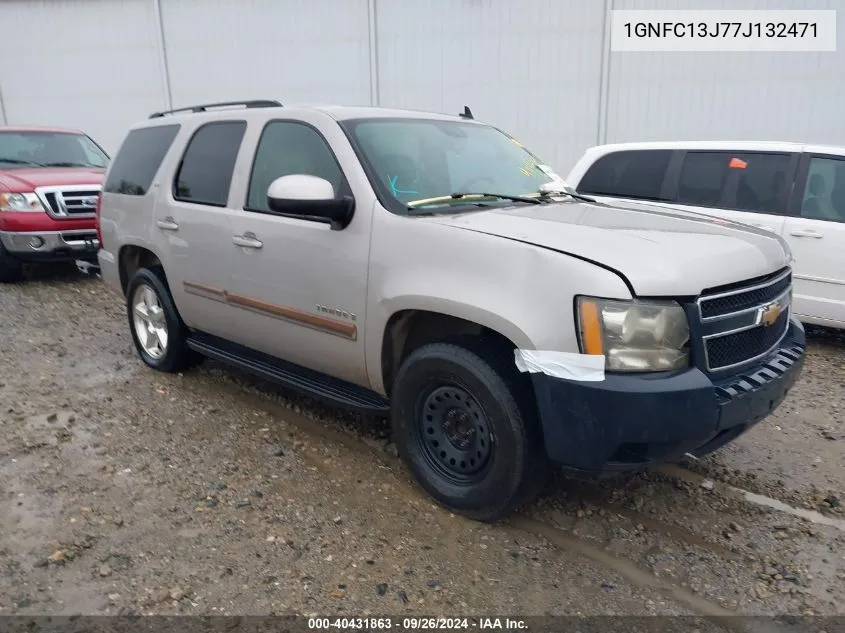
[307,617,527,630]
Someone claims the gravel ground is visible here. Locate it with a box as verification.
[1,268,843,619]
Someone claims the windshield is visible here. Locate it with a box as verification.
[342,118,563,214]
[0,131,109,169]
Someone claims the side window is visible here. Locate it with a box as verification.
[576,150,672,200]
[103,125,180,196]
[800,156,845,222]
[675,152,730,207]
[246,121,344,212]
[174,121,246,207]
[726,153,792,214]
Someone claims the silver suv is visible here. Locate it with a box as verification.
[96,100,806,521]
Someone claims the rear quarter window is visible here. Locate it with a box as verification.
[104,125,181,196]
[576,149,672,200]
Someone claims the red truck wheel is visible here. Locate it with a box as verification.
[0,244,23,283]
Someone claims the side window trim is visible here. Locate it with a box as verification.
[172,119,247,208]
[242,118,352,221]
[788,152,845,223]
[660,150,686,201]
[721,151,799,216]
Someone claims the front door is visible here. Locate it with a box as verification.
[225,117,372,387]
[783,153,845,326]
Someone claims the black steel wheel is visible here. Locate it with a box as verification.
[391,339,548,522]
[417,385,493,484]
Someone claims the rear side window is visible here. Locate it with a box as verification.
[103,125,180,196]
[727,153,792,214]
[576,150,672,200]
[174,121,247,207]
[676,152,729,206]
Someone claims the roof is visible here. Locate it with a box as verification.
[0,124,85,135]
[586,139,845,156]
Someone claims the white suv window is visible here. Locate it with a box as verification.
[801,156,845,223]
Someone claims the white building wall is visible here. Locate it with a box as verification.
[0,0,168,155]
[605,0,845,149]
[1,0,844,170]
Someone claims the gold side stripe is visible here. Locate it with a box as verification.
[183,281,357,341]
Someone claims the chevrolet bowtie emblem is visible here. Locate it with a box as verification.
[758,301,782,327]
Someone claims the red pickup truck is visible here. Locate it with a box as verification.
[0,125,108,282]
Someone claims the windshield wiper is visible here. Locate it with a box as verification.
[44,161,98,168]
[0,158,45,166]
[407,192,541,212]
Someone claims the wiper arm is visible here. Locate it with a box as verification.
[0,157,45,166]
[535,183,597,204]
[408,192,541,210]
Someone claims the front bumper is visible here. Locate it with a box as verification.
[0,229,99,263]
[531,318,806,476]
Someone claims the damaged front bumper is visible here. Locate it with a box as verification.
[525,318,806,476]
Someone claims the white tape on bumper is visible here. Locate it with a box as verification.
[514,349,606,382]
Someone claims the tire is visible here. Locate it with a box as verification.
[0,243,24,283]
[391,339,549,522]
[125,266,198,373]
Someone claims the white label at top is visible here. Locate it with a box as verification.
[610,10,836,52]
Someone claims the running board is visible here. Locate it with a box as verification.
[186,332,390,416]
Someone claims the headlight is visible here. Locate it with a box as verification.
[576,296,690,372]
[0,192,45,212]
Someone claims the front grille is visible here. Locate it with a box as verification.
[36,185,100,219]
[700,269,791,318]
[705,309,789,370]
[697,268,792,371]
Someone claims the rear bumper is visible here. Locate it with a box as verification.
[531,318,806,475]
[0,229,99,263]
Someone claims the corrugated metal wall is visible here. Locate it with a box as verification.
[1,0,844,171]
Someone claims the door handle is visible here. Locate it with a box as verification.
[788,229,823,239]
[156,217,179,231]
[232,233,263,249]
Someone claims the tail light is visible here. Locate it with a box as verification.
[95,192,103,248]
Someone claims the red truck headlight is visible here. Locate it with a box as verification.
[0,192,46,212]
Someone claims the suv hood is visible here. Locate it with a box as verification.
[0,167,105,191]
[428,198,790,297]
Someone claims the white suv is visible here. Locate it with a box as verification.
[567,141,845,330]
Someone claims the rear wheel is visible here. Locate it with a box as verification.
[391,339,549,522]
[0,243,24,283]
[126,267,198,372]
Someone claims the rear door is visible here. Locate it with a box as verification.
[155,120,246,338]
[782,153,845,326]
[662,150,799,237]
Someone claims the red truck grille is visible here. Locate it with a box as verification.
[35,185,101,219]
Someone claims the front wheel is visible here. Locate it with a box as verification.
[391,341,548,522]
[0,243,23,283]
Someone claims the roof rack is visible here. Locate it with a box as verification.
[149,99,282,119]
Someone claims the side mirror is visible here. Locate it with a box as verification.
[266,175,354,230]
